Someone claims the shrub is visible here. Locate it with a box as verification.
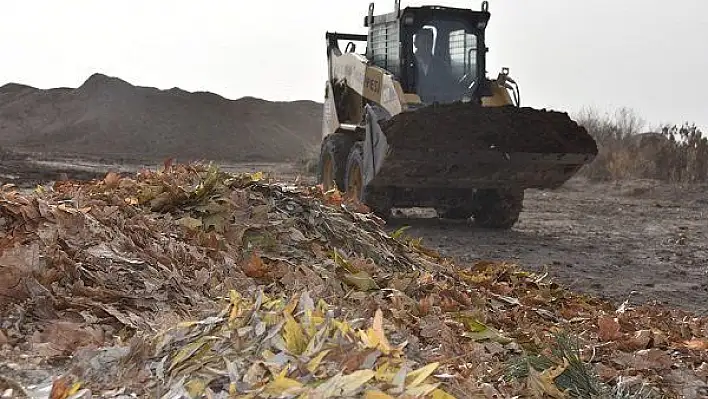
[575,107,707,183]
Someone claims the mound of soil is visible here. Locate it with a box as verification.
[381,102,598,154]
[0,74,323,163]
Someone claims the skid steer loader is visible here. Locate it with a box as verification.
[318,0,598,229]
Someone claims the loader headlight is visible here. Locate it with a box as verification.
[477,21,487,29]
[403,14,414,25]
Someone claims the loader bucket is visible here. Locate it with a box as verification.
[360,102,598,191]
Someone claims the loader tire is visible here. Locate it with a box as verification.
[345,142,392,218]
[317,133,357,192]
[436,191,476,220]
[472,188,524,229]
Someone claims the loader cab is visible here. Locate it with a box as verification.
[365,1,491,104]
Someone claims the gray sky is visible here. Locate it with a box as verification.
[2,0,706,131]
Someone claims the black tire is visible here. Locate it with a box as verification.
[345,142,393,218]
[472,188,524,229]
[317,133,357,191]
[436,190,476,219]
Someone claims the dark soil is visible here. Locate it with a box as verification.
[381,102,598,154]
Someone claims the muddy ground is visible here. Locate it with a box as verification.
[3,157,707,315]
[388,178,708,316]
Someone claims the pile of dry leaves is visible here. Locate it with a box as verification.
[0,163,706,398]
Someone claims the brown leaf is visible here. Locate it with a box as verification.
[37,321,105,355]
[595,363,620,382]
[419,315,445,339]
[613,348,673,371]
[340,348,378,373]
[683,339,708,350]
[417,295,435,316]
[103,172,121,188]
[526,358,569,398]
[597,315,622,342]
[243,252,267,278]
[439,296,461,312]
[618,329,653,351]
[49,375,81,399]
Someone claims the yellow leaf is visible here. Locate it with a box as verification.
[343,271,380,291]
[359,329,378,349]
[67,382,82,397]
[457,316,512,344]
[374,361,395,382]
[406,362,440,387]
[404,383,440,397]
[369,309,392,354]
[169,339,209,372]
[364,390,395,399]
[262,374,304,396]
[307,349,331,373]
[303,310,325,336]
[177,216,203,230]
[333,250,358,273]
[316,299,330,314]
[316,370,376,396]
[185,378,207,397]
[391,225,411,240]
[250,171,265,182]
[229,290,243,323]
[334,320,352,335]
[283,314,308,355]
[431,388,457,399]
[284,293,300,316]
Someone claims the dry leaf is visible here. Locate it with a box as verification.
[176,216,202,230]
[364,390,395,399]
[431,388,457,399]
[49,376,82,399]
[597,315,622,342]
[243,252,268,278]
[526,359,569,399]
[313,370,376,396]
[283,314,308,355]
[684,339,708,350]
[262,372,304,396]
[343,271,380,291]
[405,362,440,387]
[103,172,121,188]
[417,295,434,316]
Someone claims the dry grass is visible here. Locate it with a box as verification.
[575,107,708,183]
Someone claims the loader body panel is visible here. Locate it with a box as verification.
[319,2,598,228]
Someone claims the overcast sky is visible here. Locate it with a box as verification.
[1,0,706,131]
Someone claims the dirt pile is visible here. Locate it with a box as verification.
[0,74,322,163]
[381,102,598,154]
[0,164,706,398]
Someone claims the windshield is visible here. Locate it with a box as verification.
[411,18,479,104]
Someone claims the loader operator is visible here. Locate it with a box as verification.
[413,27,453,103]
